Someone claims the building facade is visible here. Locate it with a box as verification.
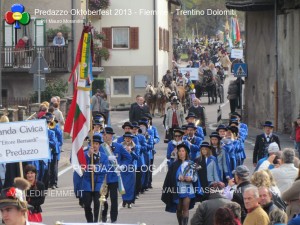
[226,0,300,133]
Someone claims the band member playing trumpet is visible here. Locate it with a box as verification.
[166,129,190,168]
[45,112,63,189]
[100,127,132,223]
[162,144,202,225]
[81,135,108,223]
[121,132,139,208]
[185,113,204,141]
[183,123,202,160]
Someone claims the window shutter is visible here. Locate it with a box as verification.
[164,29,167,51]
[166,30,169,52]
[130,27,139,49]
[159,27,162,50]
[102,27,112,49]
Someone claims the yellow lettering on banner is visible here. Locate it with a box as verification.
[80,33,89,79]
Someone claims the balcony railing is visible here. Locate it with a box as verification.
[1,46,69,72]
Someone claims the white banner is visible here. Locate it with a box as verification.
[231,49,243,59]
[0,119,51,163]
[179,68,199,80]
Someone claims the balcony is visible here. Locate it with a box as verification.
[1,46,69,73]
[225,0,274,11]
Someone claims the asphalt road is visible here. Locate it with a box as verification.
[3,74,293,225]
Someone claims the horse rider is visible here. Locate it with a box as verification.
[176,73,187,87]
[162,70,173,89]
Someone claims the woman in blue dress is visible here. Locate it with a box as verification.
[121,132,139,208]
[162,144,201,225]
[210,132,232,183]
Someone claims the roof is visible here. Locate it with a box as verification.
[225,0,274,11]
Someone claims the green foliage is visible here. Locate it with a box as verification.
[89,0,110,11]
[31,79,68,103]
[46,24,71,40]
[94,45,110,60]
[91,79,105,95]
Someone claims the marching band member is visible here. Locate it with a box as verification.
[45,112,62,189]
[121,132,139,208]
[229,119,246,166]
[117,122,140,149]
[194,142,220,201]
[131,122,146,199]
[231,112,248,138]
[100,127,132,223]
[35,116,58,190]
[183,123,202,160]
[143,114,160,189]
[162,144,201,225]
[216,124,228,139]
[210,132,232,183]
[81,135,108,223]
[138,120,154,193]
[224,126,240,170]
[167,129,190,168]
[185,113,204,141]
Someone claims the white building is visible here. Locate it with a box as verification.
[90,0,181,106]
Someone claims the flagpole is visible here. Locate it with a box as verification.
[90,81,94,192]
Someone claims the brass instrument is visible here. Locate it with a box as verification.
[98,174,108,222]
[48,121,56,129]
[195,119,201,127]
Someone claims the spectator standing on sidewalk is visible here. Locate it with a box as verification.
[91,89,104,118]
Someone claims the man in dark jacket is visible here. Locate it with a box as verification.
[253,121,280,167]
[231,165,252,223]
[129,95,140,121]
[188,98,206,135]
[258,186,278,215]
[191,182,231,225]
[129,96,150,123]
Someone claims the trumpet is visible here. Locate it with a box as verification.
[48,121,56,129]
[195,119,201,126]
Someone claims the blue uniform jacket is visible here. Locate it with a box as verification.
[222,139,236,171]
[148,126,160,145]
[183,136,202,161]
[195,127,205,141]
[50,124,63,160]
[143,134,154,161]
[166,140,190,167]
[214,147,232,180]
[100,142,132,184]
[117,136,141,167]
[206,156,220,184]
[81,151,109,191]
[134,134,146,167]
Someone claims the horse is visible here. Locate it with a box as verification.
[144,83,157,117]
[202,70,217,104]
[176,85,186,110]
[156,82,170,117]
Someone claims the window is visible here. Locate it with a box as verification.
[102,27,139,49]
[112,27,129,49]
[111,76,131,97]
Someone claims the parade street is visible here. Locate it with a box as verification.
[37,75,294,225]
